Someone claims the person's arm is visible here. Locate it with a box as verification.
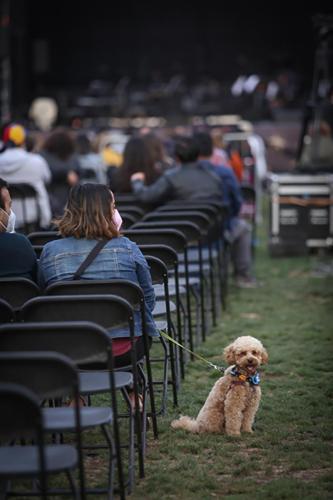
[223,169,243,217]
[131,172,172,204]
[132,243,156,312]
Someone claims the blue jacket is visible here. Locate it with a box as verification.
[38,236,158,338]
[198,160,243,229]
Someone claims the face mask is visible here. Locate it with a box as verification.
[113,208,123,231]
[6,210,16,233]
[0,208,16,233]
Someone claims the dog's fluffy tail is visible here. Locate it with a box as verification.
[171,415,200,433]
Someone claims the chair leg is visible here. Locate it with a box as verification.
[0,479,8,500]
[121,387,135,494]
[66,470,80,500]
[101,424,116,500]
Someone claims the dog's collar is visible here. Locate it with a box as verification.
[230,365,260,385]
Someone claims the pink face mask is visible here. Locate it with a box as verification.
[113,208,123,231]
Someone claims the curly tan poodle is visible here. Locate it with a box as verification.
[171,336,268,436]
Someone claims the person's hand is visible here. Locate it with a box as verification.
[131,172,145,182]
[67,170,80,186]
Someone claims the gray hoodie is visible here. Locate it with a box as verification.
[0,147,52,228]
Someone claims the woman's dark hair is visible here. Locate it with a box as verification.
[174,136,199,163]
[42,128,75,160]
[55,183,119,239]
[114,136,159,192]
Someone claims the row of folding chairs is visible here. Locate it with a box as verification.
[0,198,228,498]
[0,289,157,499]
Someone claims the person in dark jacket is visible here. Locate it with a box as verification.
[193,132,259,288]
[130,135,222,203]
[0,178,37,281]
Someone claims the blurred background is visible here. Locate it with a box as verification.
[1,2,333,172]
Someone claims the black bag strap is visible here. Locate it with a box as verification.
[72,240,108,280]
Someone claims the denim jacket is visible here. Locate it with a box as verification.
[38,236,158,338]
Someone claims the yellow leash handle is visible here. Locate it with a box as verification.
[159,330,225,373]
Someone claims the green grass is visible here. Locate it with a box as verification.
[14,203,333,499]
[128,207,333,500]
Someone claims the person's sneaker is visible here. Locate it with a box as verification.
[235,276,261,288]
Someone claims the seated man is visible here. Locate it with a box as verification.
[193,132,259,288]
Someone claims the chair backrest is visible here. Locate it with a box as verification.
[113,193,152,210]
[118,206,145,218]
[45,279,143,313]
[142,255,168,286]
[0,277,41,310]
[124,228,187,254]
[0,298,15,323]
[163,198,228,211]
[0,351,79,401]
[156,203,219,218]
[143,210,211,229]
[141,211,212,243]
[119,212,139,229]
[27,231,61,246]
[132,220,202,244]
[0,321,113,368]
[19,294,134,336]
[138,244,178,271]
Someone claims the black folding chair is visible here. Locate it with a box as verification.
[123,229,195,363]
[139,244,186,380]
[19,294,142,495]
[0,354,82,499]
[132,220,208,345]
[45,279,158,441]
[143,255,179,412]
[0,322,122,499]
[157,200,229,308]
[141,211,219,328]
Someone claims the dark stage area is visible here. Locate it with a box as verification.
[1,2,332,125]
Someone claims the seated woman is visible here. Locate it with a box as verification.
[38,183,158,374]
[0,178,38,282]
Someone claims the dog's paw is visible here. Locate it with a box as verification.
[170,419,178,429]
[226,431,241,437]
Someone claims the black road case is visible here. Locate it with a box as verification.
[268,173,333,256]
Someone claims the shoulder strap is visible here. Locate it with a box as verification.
[72,240,108,280]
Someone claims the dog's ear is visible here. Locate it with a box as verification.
[224,342,236,364]
[261,347,269,364]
